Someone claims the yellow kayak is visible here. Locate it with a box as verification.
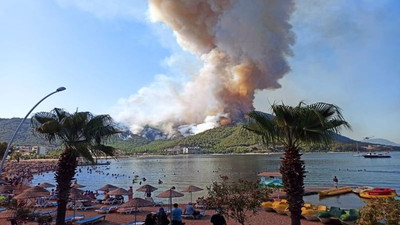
[359,189,397,199]
[319,186,353,197]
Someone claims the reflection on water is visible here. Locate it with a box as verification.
[33,152,400,208]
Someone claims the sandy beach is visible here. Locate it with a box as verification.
[0,204,324,225]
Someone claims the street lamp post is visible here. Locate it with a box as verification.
[0,87,66,176]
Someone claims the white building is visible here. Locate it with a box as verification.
[182,147,203,154]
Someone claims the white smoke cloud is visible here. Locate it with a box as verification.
[114,0,295,135]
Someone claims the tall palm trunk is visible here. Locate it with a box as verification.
[280,146,305,225]
[55,149,78,225]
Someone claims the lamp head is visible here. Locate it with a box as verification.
[56,87,66,92]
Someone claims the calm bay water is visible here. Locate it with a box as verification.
[32,152,400,209]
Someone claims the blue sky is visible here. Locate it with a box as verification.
[0,0,399,143]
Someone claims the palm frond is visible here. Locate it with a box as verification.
[91,144,115,156]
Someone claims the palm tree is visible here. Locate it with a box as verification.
[31,108,120,225]
[243,102,350,225]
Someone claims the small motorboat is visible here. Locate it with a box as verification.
[359,188,397,199]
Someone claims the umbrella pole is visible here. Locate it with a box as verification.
[134,211,137,224]
[190,192,193,203]
[74,196,76,219]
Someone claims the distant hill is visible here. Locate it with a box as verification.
[0,118,49,145]
[1,117,399,154]
[362,138,400,147]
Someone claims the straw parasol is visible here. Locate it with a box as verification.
[108,187,130,196]
[71,183,85,188]
[98,184,118,191]
[38,183,55,188]
[181,185,203,203]
[136,184,158,193]
[136,184,158,198]
[69,188,88,218]
[13,184,31,195]
[121,198,153,223]
[157,187,184,214]
[257,172,282,177]
[13,186,49,199]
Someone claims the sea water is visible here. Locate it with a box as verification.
[32,152,400,209]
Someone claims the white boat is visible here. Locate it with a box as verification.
[363,152,391,158]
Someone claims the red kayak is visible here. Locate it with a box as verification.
[368,188,395,195]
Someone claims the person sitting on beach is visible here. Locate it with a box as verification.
[157,207,169,225]
[144,213,156,225]
[184,202,200,218]
[210,207,226,225]
[171,203,183,225]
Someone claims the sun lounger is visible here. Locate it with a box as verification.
[121,221,145,225]
[117,207,139,214]
[65,214,85,222]
[103,198,118,205]
[39,210,57,216]
[94,205,118,214]
[77,203,97,211]
[73,215,105,225]
[182,210,206,219]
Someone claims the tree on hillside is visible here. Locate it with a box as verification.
[243,102,350,225]
[31,108,120,225]
[0,142,7,158]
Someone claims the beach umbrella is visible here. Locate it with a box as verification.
[136,184,157,198]
[98,184,118,191]
[38,183,55,188]
[181,185,203,203]
[69,188,88,219]
[13,186,49,199]
[108,187,130,196]
[157,188,184,215]
[13,184,31,195]
[136,184,158,193]
[71,183,85,188]
[121,198,153,224]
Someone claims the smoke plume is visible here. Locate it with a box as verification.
[114,0,295,136]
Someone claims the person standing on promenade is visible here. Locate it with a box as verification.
[211,207,226,225]
[171,203,183,225]
[128,186,133,200]
[333,176,339,188]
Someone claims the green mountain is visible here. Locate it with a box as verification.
[1,118,398,154]
[0,118,49,145]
